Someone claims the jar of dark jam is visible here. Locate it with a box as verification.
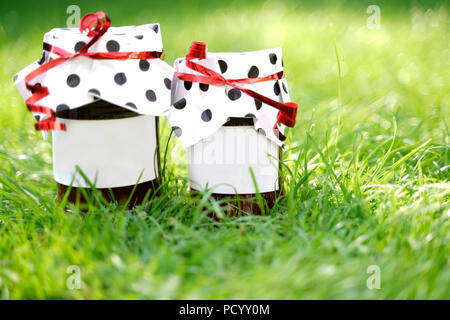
[188,117,282,216]
[53,99,160,209]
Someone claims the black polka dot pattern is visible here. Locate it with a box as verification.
[145,90,157,102]
[34,115,40,121]
[88,88,100,99]
[184,81,192,90]
[139,60,150,71]
[74,41,86,52]
[273,82,281,96]
[218,60,228,73]
[56,104,70,112]
[248,66,259,78]
[152,25,159,33]
[282,82,288,94]
[67,74,80,88]
[199,83,209,92]
[269,53,277,65]
[13,74,18,82]
[164,78,171,90]
[173,98,186,110]
[172,126,182,137]
[257,128,266,136]
[125,102,137,109]
[245,113,256,118]
[254,99,262,110]
[114,73,127,85]
[201,109,212,122]
[106,40,120,52]
[227,88,241,101]
[134,35,143,40]
[183,81,192,90]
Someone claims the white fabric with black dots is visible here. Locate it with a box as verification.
[14,23,173,119]
[167,48,292,148]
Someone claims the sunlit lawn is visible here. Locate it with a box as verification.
[0,0,448,299]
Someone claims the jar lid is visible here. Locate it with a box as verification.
[168,46,294,147]
[14,21,173,129]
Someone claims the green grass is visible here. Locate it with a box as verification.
[0,0,449,299]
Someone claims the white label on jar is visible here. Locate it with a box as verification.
[188,126,280,194]
[52,115,158,188]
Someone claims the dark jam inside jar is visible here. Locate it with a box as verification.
[55,100,160,209]
[192,117,282,216]
[54,99,139,120]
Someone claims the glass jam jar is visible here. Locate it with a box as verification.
[188,117,282,215]
[53,99,160,209]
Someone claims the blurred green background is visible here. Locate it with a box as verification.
[0,0,448,299]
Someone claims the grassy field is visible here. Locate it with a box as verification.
[0,0,449,299]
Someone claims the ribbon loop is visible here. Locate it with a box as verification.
[79,11,110,38]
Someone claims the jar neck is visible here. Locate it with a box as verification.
[55,100,140,120]
[223,117,254,127]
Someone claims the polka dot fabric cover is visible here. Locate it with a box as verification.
[167,48,292,147]
[14,23,173,122]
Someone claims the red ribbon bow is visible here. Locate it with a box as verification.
[174,42,298,141]
[24,12,164,131]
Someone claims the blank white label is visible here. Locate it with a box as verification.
[188,126,280,194]
[52,115,158,188]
